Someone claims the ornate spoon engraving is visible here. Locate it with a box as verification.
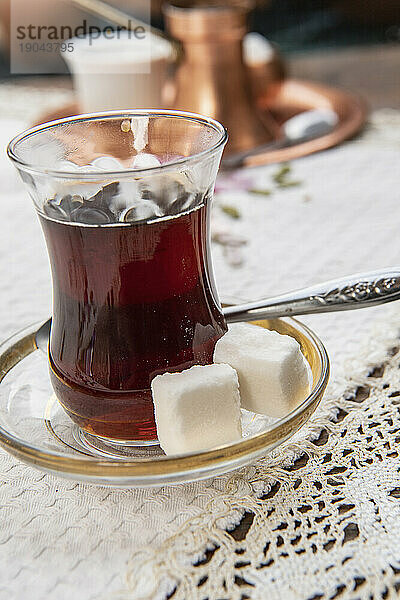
[224,269,400,324]
[311,276,400,305]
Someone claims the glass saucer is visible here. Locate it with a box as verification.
[0,318,329,487]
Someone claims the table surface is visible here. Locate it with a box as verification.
[8,42,400,110]
[289,44,400,110]
[0,50,400,600]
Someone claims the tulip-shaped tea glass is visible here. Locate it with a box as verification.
[8,111,228,445]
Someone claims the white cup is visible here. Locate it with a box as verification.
[63,31,173,112]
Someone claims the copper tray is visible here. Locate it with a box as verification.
[33,78,367,166]
[251,78,367,166]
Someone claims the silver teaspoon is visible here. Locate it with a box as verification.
[224,269,400,322]
[35,268,400,355]
[222,108,339,170]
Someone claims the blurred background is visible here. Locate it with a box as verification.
[0,0,399,109]
[0,0,398,109]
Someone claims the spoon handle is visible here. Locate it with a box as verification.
[222,138,288,170]
[223,269,400,323]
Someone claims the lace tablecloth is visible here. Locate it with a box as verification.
[1,83,400,600]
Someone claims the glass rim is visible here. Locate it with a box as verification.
[7,109,228,180]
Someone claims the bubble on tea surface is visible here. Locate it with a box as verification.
[47,160,102,200]
[169,185,197,214]
[138,172,197,216]
[162,173,199,215]
[59,194,84,214]
[43,198,69,221]
[70,206,112,225]
[106,181,139,217]
[119,199,163,223]
[88,182,120,212]
[52,180,104,200]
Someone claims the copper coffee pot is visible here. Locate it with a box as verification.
[70,0,283,156]
[163,1,280,155]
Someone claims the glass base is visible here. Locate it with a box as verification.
[74,428,162,460]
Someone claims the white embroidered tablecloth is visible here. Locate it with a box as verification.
[0,82,400,600]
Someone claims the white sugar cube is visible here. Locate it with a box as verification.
[214,323,310,418]
[151,364,242,455]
